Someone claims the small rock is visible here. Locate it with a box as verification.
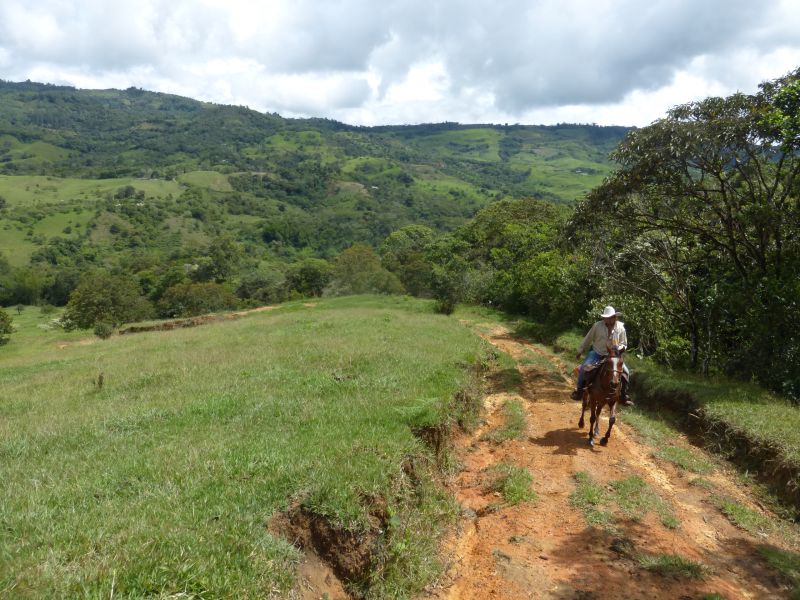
[462,507,478,519]
[539,554,549,560]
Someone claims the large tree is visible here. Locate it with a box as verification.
[573,69,800,393]
[62,272,153,329]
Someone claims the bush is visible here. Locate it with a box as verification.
[93,321,114,339]
[39,304,57,315]
[157,282,238,318]
[0,308,13,345]
[434,298,456,315]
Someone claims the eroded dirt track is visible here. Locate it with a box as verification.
[425,325,795,600]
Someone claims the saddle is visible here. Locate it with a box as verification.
[583,358,606,388]
[583,357,628,389]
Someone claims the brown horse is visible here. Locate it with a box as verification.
[577,345,625,447]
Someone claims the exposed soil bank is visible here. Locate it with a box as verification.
[631,371,800,515]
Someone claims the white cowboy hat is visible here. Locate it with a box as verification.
[600,306,622,318]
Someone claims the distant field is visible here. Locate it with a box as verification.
[0,175,182,208]
[0,296,487,598]
[411,128,504,162]
[178,170,233,192]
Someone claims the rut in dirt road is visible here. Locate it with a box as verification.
[425,325,798,600]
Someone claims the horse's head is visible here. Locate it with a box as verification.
[605,344,625,391]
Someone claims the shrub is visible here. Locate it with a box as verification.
[93,321,114,339]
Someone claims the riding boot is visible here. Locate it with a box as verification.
[570,388,582,401]
[620,377,633,406]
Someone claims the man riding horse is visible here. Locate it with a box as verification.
[570,306,633,406]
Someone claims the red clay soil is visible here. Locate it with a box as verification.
[422,325,797,600]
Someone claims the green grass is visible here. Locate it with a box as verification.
[570,472,678,530]
[483,399,527,442]
[178,170,234,191]
[757,545,800,598]
[0,174,181,208]
[485,463,537,505]
[570,472,614,528]
[0,296,486,598]
[636,553,708,579]
[517,345,564,381]
[624,404,716,475]
[689,477,716,491]
[655,446,714,474]
[633,362,800,466]
[713,496,774,536]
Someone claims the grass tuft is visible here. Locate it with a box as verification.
[655,446,714,474]
[757,545,800,598]
[637,552,708,579]
[485,463,537,505]
[483,398,527,442]
[689,477,716,491]
[713,496,773,535]
[570,472,613,528]
[571,472,678,531]
[610,475,679,529]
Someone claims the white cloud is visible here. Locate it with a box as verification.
[0,0,798,125]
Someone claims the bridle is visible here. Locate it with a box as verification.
[601,354,625,394]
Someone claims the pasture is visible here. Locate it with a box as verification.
[0,296,487,598]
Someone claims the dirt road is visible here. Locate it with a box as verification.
[426,325,796,599]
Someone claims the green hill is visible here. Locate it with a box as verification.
[0,80,627,270]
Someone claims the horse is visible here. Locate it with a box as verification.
[577,345,625,447]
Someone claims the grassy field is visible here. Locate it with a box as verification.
[0,175,182,208]
[0,296,488,598]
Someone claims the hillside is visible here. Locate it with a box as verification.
[0,80,626,270]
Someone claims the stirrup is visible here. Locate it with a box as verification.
[570,389,582,401]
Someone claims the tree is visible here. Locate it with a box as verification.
[284,259,332,298]
[328,244,404,296]
[157,282,238,318]
[380,225,435,296]
[573,69,800,394]
[192,236,242,283]
[235,267,287,304]
[63,272,153,329]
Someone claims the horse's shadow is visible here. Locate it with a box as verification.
[530,426,592,456]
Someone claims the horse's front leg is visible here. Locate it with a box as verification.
[578,393,587,429]
[594,403,602,437]
[600,401,618,446]
[588,400,597,447]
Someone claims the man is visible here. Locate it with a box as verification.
[570,305,632,406]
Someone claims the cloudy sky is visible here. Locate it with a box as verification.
[1,0,799,127]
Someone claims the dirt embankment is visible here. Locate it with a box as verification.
[422,325,797,600]
[118,304,281,335]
